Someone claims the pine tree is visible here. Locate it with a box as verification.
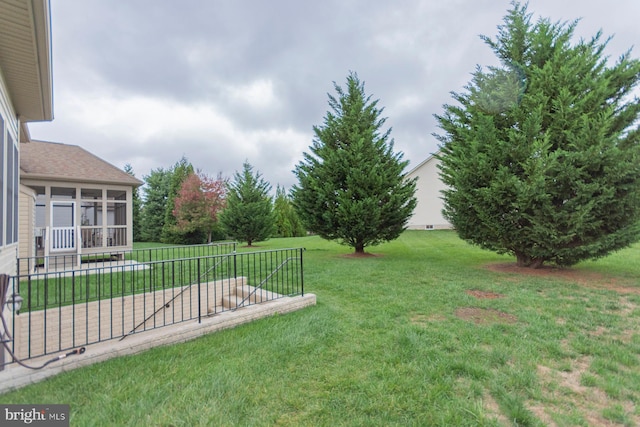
[219,162,275,246]
[161,157,195,244]
[436,2,640,267]
[273,185,305,238]
[292,72,417,254]
[140,167,171,242]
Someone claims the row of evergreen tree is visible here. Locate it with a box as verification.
[122,2,640,268]
[125,67,418,250]
[126,158,305,246]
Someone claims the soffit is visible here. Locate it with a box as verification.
[0,0,53,122]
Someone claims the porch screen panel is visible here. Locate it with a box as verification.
[107,202,127,225]
[81,201,103,225]
[107,190,127,246]
[51,187,76,199]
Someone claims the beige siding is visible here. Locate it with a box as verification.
[0,247,16,276]
[1,55,19,276]
[18,185,36,259]
[406,154,452,230]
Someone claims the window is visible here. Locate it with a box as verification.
[0,116,19,246]
[6,135,17,243]
[0,114,4,246]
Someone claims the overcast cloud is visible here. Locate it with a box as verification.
[29,0,640,193]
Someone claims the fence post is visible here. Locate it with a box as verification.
[300,248,304,297]
[44,227,50,272]
[0,274,9,371]
[233,250,237,279]
[197,258,202,324]
[77,226,82,269]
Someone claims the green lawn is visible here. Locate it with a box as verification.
[2,231,639,426]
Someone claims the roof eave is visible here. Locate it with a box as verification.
[30,0,54,122]
[21,172,144,187]
[0,0,54,123]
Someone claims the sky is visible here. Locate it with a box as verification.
[29,0,640,193]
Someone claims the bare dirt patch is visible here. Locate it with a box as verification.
[466,289,504,299]
[533,357,639,427]
[454,307,517,324]
[485,262,640,295]
[482,392,511,425]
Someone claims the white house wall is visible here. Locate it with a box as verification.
[406,154,452,230]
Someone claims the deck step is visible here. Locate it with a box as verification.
[221,294,246,309]
[221,285,281,309]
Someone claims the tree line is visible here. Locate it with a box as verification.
[125,1,640,268]
[125,68,417,250]
[127,159,305,246]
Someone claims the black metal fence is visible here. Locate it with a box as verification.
[4,247,304,365]
[17,241,238,275]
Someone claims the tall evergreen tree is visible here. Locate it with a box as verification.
[161,156,195,244]
[292,72,417,254]
[219,162,275,246]
[273,185,306,238]
[436,2,640,268]
[124,163,142,242]
[140,167,171,242]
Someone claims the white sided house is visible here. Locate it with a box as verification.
[0,0,54,276]
[406,152,452,230]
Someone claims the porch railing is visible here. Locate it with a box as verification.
[18,241,238,276]
[80,227,127,248]
[50,227,75,251]
[4,247,304,364]
[40,226,130,254]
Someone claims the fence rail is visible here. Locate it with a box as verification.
[17,241,238,276]
[3,247,304,365]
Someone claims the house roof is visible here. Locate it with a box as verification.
[406,150,440,177]
[0,0,53,122]
[20,140,143,186]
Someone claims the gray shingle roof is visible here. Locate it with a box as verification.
[20,140,143,186]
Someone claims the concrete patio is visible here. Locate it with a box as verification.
[0,292,316,394]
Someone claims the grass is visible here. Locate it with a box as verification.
[2,230,639,426]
